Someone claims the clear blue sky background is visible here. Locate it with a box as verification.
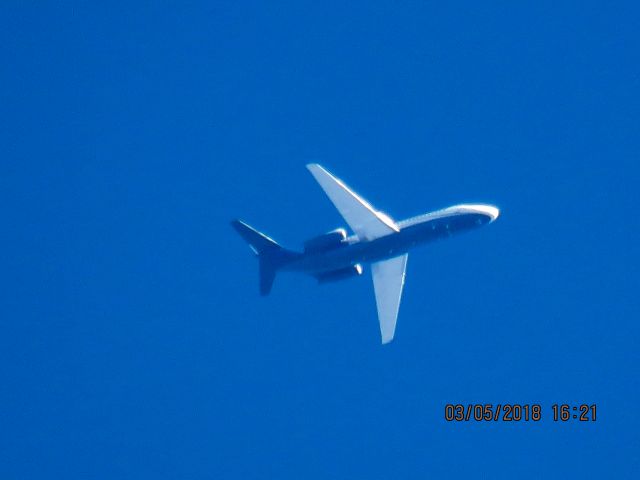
[2,1,639,478]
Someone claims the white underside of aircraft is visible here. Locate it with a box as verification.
[233,164,499,344]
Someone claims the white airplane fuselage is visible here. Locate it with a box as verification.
[232,164,500,343]
[282,204,499,275]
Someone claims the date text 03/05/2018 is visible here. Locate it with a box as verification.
[444,404,597,422]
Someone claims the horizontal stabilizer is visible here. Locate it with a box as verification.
[231,220,282,255]
[231,220,294,296]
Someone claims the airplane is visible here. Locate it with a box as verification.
[231,164,500,344]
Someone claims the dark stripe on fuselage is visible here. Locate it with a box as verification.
[282,211,492,275]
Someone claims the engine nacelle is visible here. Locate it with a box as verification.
[303,228,347,253]
[316,264,363,284]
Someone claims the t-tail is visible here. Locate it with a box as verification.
[230,220,297,296]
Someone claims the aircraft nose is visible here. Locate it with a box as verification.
[471,204,500,223]
[485,206,500,222]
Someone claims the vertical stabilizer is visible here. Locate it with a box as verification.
[258,257,277,296]
[230,220,294,296]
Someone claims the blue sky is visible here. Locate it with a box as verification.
[1,1,639,478]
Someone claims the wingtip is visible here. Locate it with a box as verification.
[230,219,245,231]
[306,163,337,181]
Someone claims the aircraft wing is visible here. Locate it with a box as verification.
[307,164,399,241]
[371,253,408,344]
